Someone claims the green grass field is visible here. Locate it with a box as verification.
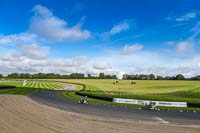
[0,80,64,89]
[0,80,64,95]
[53,79,200,104]
[1,79,200,111]
[0,86,36,95]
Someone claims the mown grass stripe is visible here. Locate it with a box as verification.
[35,82,40,88]
[39,82,43,88]
[18,88,36,95]
[54,83,64,89]
[0,89,17,94]
[29,82,36,88]
[0,88,26,94]
[49,83,62,89]
[25,81,33,87]
[48,84,57,89]
[46,83,55,89]
[44,83,53,89]
[41,82,49,89]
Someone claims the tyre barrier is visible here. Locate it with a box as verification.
[76,91,113,101]
[187,103,200,108]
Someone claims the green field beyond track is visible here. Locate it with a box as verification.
[0,80,64,89]
[0,80,64,95]
[54,79,200,104]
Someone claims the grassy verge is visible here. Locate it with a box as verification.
[77,89,200,104]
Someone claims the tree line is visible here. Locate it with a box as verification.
[0,73,117,79]
[0,73,200,80]
[123,74,200,80]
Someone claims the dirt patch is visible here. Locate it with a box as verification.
[0,94,199,133]
[52,82,76,90]
[62,83,76,90]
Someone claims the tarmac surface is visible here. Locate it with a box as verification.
[29,90,200,125]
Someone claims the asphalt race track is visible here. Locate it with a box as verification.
[28,89,200,125]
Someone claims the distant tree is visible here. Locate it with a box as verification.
[55,74,61,78]
[87,74,98,79]
[111,75,117,79]
[99,73,117,79]
[46,73,56,79]
[99,73,105,79]
[175,74,185,80]
[19,73,31,79]
[87,74,92,79]
[0,74,2,78]
[148,74,155,80]
[139,74,148,80]
[165,76,175,80]
[122,74,128,80]
[191,75,200,80]
[106,74,112,79]
[70,73,85,79]
[156,76,163,80]
[61,75,70,79]
[7,73,19,78]
[3,72,190,80]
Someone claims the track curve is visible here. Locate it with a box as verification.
[28,89,200,125]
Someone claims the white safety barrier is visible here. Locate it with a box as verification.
[113,98,187,107]
[22,80,27,87]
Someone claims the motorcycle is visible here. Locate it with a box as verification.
[78,96,89,104]
[145,102,157,110]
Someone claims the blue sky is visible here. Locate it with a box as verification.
[0,0,200,78]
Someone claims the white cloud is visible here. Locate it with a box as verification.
[0,50,88,75]
[29,5,91,41]
[168,23,189,29]
[121,44,143,55]
[164,41,176,46]
[110,22,129,35]
[19,43,49,59]
[1,43,49,60]
[176,41,194,55]
[176,12,197,22]
[0,47,200,78]
[101,19,135,40]
[190,21,200,39]
[198,62,200,67]
[48,56,88,67]
[0,33,37,45]
[92,62,111,70]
